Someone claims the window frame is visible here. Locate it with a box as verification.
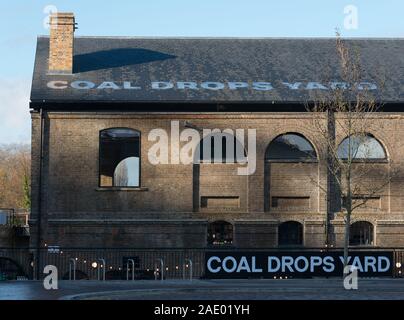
[207,220,234,247]
[98,127,142,189]
[265,133,318,163]
[337,134,388,163]
[349,221,375,246]
[277,221,304,247]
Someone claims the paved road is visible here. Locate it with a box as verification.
[0,279,404,300]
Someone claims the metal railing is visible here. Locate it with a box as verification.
[183,258,193,281]
[1,247,404,280]
[154,258,164,281]
[126,258,135,281]
[97,258,106,281]
[68,258,76,280]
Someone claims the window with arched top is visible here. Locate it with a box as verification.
[99,128,140,187]
[337,134,386,160]
[350,221,374,246]
[207,221,233,246]
[265,133,318,212]
[265,133,317,161]
[278,221,303,246]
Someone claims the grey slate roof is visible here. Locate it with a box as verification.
[30,36,404,104]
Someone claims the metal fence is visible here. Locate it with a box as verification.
[0,247,403,280]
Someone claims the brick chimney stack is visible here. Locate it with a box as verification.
[48,12,76,74]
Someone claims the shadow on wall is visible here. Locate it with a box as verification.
[73,48,176,73]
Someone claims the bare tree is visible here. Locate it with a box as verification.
[0,143,31,210]
[304,34,393,272]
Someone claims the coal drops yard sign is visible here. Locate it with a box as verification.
[205,251,393,278]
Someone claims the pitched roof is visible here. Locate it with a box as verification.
[30,36,404,105]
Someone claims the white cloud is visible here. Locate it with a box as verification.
[0,78,31,144]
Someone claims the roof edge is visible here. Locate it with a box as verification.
[36,35,404,41]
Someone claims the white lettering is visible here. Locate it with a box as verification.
[71,81,95,89]
[148,129,169,165]
[201,82,225,90]
[177,81,198,89]
[47,81,68,89]
[378,256,390,272]
[180,128,200,165]
[306,82,328,90]
[207,256,221,273]
[97,81,121,90]
[323,256,335,272]
[282,82,302,90]
[123,81,141,90]
[294,256,309,272]
[222,256,237,273]
[43,265,58,290]
[236,257,251,273]
[268,256,281,272]
[228,82,249,90]
[152,81,174,89]
[252,82,273,91]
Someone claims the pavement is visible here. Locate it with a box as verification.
[0,279,404,300]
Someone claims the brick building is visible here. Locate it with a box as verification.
[29,12,404,265]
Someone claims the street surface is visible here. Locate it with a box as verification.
[0,279,404,300]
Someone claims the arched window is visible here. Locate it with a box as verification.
[99,128,140,187]
[278,221,303,246]
[266,133,317,161]
[199,132,246,163]
[265,133,318,212]
[350,221,374,246]
[337,134,386,160]
[207,221,233,246]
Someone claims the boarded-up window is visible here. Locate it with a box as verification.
[201,196,240,208]
[271,196,310,210]
[342,196,381,211]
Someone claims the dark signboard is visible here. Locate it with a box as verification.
[205,251,393,278]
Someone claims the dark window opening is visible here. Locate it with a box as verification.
[99,128,140,187]
[266,133,317,161]
[207,221,233,246]
[350,221,374,246]
[278,221,303,246]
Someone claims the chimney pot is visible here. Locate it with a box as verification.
[48,12,76,74]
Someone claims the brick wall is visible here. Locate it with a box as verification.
[48,13,75,73]
[30,111,404,249]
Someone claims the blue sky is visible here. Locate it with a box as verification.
[0,0,403,144]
